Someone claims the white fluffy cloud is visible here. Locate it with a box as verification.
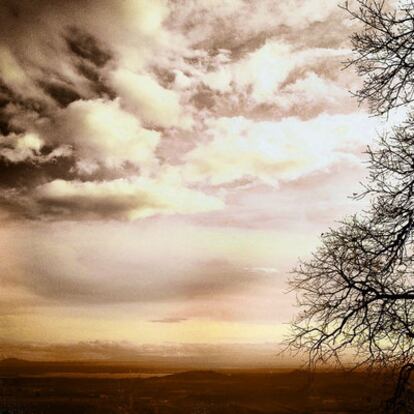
[279,72,349,109]
[202,42,294,99]
[0,132,44,163]
[199,41,351,107]
[109,69,191,128]
[0,132,71,164]
[183,113,380,185]
[34,177,224,220]
[54,98,160,173]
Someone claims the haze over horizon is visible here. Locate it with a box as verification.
[0,0,401,364]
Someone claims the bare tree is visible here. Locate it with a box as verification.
[289,0,414,410]
[343,0,414,115]
[290,121,414,367]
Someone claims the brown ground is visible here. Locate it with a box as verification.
[0,359,402,413]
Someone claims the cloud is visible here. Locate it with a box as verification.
[0,216,317,339]
[0,0,397,349]
[1,224,259,305]
[0,132,72,164]
[0,0,170,79]
[182,113,380,186]
[51,98,160,174]
[203,41,296,100]
[195,40,353,117]
[0,45,47,102]
[109,69,191,129]
[33,176,224,220]
[0,0,362,224]
[277,72,351,115]
[0,132,43,163]
[190,161,371,236]
[0,0,176,156]
[150,317,187,324]
[0,0,181,217]
[169,0,339,49]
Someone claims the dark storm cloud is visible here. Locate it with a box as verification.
[0,1,123,217]
[65,28,112,68]
[0,155,75,219]
[39,82,82,108]
[0,4,115,108]
[75,62,116,99]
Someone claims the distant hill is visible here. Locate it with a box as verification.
[0,358,32,365]
[163,370,228,381]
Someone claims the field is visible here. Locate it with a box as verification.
[0,359,399,413]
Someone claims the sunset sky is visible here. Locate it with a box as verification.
[0,0,401,362]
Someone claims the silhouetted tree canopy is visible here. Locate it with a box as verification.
[290,122,414,367]
[289,0,414,378]
[344,0,414,115]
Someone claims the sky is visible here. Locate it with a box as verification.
[0,0,399,363]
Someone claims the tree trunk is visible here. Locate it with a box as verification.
[386,363,414,413]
